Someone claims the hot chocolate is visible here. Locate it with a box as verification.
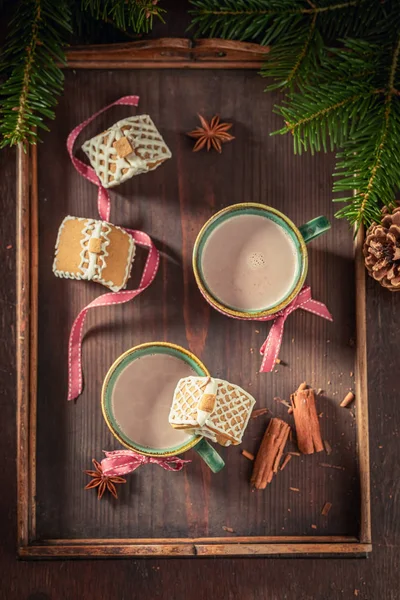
[200,213,299,311]
[111,353,197,449]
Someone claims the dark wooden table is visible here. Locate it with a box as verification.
[1,2,399,598]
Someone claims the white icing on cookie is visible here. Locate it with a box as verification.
[86,221,102,280]
[82,115,172,188]
[53,216,136,292]
[169,376,256,446]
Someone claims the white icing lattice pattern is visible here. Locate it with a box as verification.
[82,115,172,188]
[169,376,256,446]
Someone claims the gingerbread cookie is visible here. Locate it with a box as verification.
[169,376,256,446]
[82,115,172,188]
[53,216,135,292]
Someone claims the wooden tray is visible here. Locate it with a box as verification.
[16,39,371,558]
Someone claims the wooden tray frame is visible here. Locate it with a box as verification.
[16,38,371,558]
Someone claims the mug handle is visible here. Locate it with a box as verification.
[298,216,330,244]
[194,438,225,473]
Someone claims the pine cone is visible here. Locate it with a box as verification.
[363,206,400,291]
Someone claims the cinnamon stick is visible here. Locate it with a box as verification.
[320,462,345,471]
[274,397,291,409]
[251,407,269,419]
[280,454,292,471]
[222,526,235,533]
[251,418,291,489]
[321,502,332,516]
[242,449,255,461]
[291,388,324,454]
[340,391,355,408]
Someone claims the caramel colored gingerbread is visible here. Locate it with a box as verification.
[53,216,135,292]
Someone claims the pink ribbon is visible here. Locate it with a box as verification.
[202,285,332,373]
[68,229,159,401]
[101,450,191,476]
[256,285,333,372]
[66,97,160,401]
[67,95,140,221]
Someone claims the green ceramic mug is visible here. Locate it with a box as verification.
[193,203,330,319]
[102,342,225,473]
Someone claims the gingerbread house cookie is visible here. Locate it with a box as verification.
[53,216,135,292]
[81,115,172,188]
[169,376,256,446]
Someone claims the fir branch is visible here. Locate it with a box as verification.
[359,38,400,219]
[274,84,378,153]
[0,0,72,148]
[261,21,323,91]
[191,0,400,227]
[286,12,317,86]
[189,0,374,45]
[334,36,400,226]
[82,0,165,33]
[191,0,384,90]
[0,0,164,149]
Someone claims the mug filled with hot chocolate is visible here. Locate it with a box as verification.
[102,342,256,474]
[193,203,330,318]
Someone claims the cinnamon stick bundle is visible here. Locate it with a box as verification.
[291,388,324,454]
[251,418,291,489]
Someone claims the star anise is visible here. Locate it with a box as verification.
[187,114,234,153]
[84,458,126,499]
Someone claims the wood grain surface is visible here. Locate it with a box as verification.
[0,1,399,597]
[65,38,271,68]
[27,67,359,545]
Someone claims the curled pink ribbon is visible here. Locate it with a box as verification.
[201,285,332,373]
[68,229,159,401]
[256,285,333,372]
[67,95,140,222]
[101,450,191,476]
[66,97,160,401]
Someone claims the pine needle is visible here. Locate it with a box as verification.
[190,0,400,227]
[82,0,166,33]
[0,0,72,148]
[0,0,164,149]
